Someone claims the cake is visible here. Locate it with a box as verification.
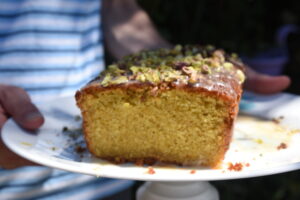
[75,45,245,168]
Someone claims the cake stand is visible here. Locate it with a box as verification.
[2,93,300,200]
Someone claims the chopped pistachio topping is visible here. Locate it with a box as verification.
[99,45,245,86]
[236,69,246,83]
[223,62,234,70]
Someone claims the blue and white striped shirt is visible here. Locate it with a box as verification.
[0,0,104,102]
[0,167,133,200]
[0,0,134,199]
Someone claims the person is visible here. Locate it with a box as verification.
[0,0,291,199]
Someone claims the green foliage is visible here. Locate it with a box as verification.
[213,170,300,200]
[138,0,300,55]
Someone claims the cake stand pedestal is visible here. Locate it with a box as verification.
[137,181,219,200]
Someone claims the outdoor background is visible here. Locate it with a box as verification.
[138,0,299,55]
[136,0,300,199]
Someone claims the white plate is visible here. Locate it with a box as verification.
[2,94,300,182]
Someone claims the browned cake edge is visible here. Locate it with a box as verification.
[75,81,242,168]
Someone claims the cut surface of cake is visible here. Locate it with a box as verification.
[75,45,245,168]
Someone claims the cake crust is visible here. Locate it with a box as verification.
[75,45,244,167]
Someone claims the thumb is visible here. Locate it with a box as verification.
[243,66,291,94]
[0,85,44,131]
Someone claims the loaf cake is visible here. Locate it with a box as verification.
[75,45,245,167]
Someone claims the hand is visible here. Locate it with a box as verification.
[0,84,44,169]
[244,66,291,94]
[103,0,172,59]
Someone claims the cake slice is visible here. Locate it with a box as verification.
[75,45,245,167]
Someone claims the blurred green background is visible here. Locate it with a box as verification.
[138,0,299,55]
[136,0,300,199]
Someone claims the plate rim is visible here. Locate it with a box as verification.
[2,95,300,182]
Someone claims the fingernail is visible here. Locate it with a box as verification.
[25,112,43,122]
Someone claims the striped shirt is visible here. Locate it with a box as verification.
[0,0,104,102]
[0,167,134,200]
[0,0,134,199]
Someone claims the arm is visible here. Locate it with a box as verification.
[102,0,172,60]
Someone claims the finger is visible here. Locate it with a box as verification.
[0,85,44,131]
[0,104,8,130]
[0,138,38,169]
[0,114,8,130]
[243,66,291,94]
